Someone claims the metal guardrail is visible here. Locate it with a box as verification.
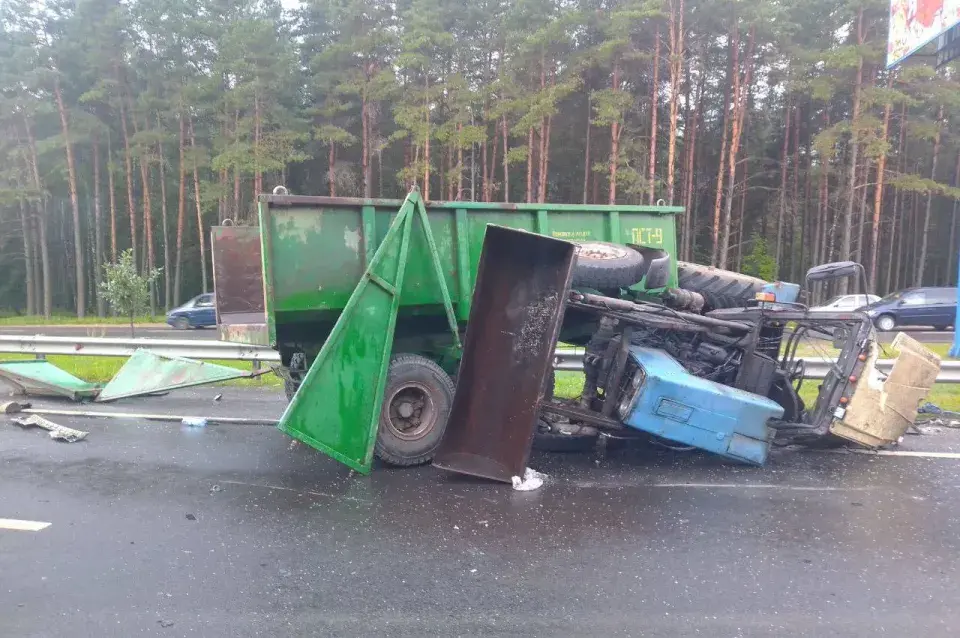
[0,335,281,362]
[1,335,958,383]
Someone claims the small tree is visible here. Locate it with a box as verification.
[742,234,778,281]
[99,249,163,337]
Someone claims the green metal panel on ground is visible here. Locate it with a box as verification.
[258,196,681,345]
[0,360,101,401]
[96,350,253,402]
[276,190,460,474]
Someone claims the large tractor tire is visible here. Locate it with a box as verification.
[677,261,766,311]
[572,242,645,290]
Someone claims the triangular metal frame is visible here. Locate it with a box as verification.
[277,189,460,473]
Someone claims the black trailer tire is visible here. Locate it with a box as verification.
[572,242,645,290]
[375,354,456,467]
[677,261,766,311]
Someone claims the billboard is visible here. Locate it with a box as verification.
[888,0,960,68]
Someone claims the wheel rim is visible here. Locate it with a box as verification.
[176,318,188,329]
[878,316,894,331]
[576,242,630,261]
[385,382,437,441]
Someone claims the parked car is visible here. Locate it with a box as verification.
[809,293,880,312]
[166,293,217,329]
[862,287,957,331]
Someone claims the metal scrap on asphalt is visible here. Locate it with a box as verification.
[12,414,88,443]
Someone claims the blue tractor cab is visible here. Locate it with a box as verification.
[616,347,784,465]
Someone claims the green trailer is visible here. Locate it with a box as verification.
[255,189,682,472]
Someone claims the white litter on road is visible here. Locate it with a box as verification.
[511,468,545,491]
[0,518,51,532]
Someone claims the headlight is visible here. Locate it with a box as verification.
[617,364,647,420]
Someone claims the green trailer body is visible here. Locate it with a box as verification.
[258,193,682,352]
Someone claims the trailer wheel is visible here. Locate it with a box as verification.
[375,354,455,467]
[572,242,645,290]
[677,261,766,311]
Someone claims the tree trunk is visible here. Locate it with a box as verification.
[117,76,138,271]
[719,27,754,268]
[682,66,703,260]
[648,30,660,205]
[93,135,105,316]
[54,77,85,318]
[174,109,187,307]
[189,117,209,293]
[583,94,591,205]
[254,94,263,198]
[18,197,36,315]
[710,39,734,266]
[424,74,431,200]
[539,115,552,203]
[527,127,535,203]
[838,9,864,295]
[790,103,801,282]
[23,117,50,317]
[916,105,944,286]
[488,113,500,202]
[775,94,792,270]
[501,115,508,203]
[328,144,336,196]
[133,112,156,315]
[107,131,118,261]
[361,91,370,198]
[609,59,621,205]
[157,114,171,310]
[666,0,684,206]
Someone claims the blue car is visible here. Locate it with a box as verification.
[166,293,217,329]
[862,287,957,332]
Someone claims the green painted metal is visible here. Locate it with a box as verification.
[0,360,100,401]
[258,195,681,341]
[276,190,460,473]
[96,349,254,402]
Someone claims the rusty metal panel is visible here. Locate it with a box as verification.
[830,332,941,448]
[433,226,575,483]
[211,225,266,344]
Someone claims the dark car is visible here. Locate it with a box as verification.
[166,293,217,329]
[862,287,957,332]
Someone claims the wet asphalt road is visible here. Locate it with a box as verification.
[3,388,960,636]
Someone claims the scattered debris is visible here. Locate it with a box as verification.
[213,393,223,402]
[181,417,208,428]
[511,468,545,491]
[185,514,196,521]
[97,349,268,402]
[157,619,175,628]
[0,360,99,402]
[12,414,88,443]
[0,400,28,414]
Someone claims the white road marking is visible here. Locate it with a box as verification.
[220,480,366,502]
[572,481,871,491]
[0,518,51,531]
[844,449,960,460]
